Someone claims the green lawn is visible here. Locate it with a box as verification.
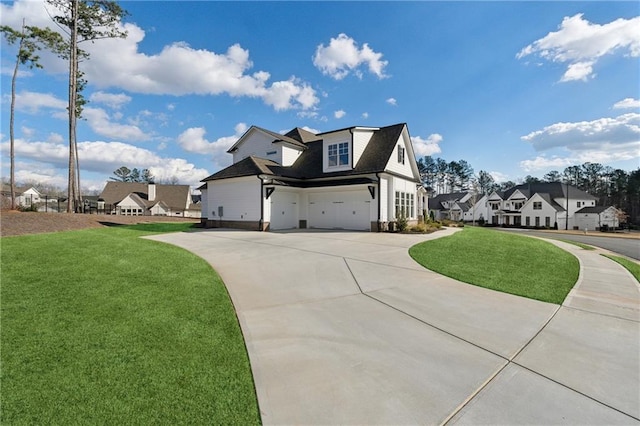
[602,254,640,283]
[1,224,260,425]
[409,227,579,304]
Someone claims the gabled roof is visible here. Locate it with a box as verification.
[536,193,565,212]
[284,127,320,143]
[576,206,611,214]
[504,182,597,201]
[205,123,414,183]
[428,192,471,210]
[99,182,190,210]
[202,156,280,181]
[227,126,308,153]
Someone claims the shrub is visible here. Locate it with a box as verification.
[17,203,38,212]
[396,215,408,232]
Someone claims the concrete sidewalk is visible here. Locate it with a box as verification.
[148,228,639,425]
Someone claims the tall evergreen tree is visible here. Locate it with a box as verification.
[45,0,128,212]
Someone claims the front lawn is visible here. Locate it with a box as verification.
[409,226,579,304]
[1,224,260,424]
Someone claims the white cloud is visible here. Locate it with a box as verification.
[517,14,640,82]
[386,98,397,106]
[10,91,67,113]
[177,123,247,168]
[362,112,369,119]
[313,33,388,80]
[520,113,640,171]
[521,113,640,151]
[0,136,210,187]
[301,126,320,134]
[83,107,151,141]
[614,98,640,109]
[334,110,346,119]
[0,1,319,112]
[89,91,132,109]
[411,134,443,157]
[489,171,509,183]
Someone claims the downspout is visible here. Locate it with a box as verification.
[257,175,264,231]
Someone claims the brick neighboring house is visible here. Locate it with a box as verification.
[98,182,201,218]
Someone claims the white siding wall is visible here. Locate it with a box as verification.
[384,134,414,179]
[281,145,303,166]
[352,128,375,166]
[206,176,261,222]
[200,189,208,219]
[520,194,559,228]
[232,131,282,164]
[553,197,597,217]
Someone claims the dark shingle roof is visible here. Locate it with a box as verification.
[284,127,319,143]
[505,182,597,201]
[537,193,565,212]
[428,192,470,210]
[576,206,609,214]
[99,182,190,210]
[202,156,280,181]
[205,123,413,183]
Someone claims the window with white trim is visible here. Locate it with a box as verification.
[397,145,405,164]
[328,142,349,167]
[395,191,414,218]
[533,202,542,210]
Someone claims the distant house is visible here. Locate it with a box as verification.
[98,182,201,218]
[428,192,487,222]
[1,185,58,210]
[574,206,620,231]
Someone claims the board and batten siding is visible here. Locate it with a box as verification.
[206,176,261,222]
[520,193,560,228]
[384,133,415,179]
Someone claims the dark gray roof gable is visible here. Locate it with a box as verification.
[504,182,597,201]
[576,206,610,214]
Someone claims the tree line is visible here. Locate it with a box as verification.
[418,156,640,225]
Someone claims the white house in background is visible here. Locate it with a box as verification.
[1,185,58,209]
[428,192,487,222]
[574,206,620,231]
[486,182,598,229]
[199,123,426,231]
[98,182,201,218]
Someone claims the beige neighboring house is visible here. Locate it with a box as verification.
[98,182,201,218]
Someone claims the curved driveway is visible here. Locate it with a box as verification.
[148,229,639,425]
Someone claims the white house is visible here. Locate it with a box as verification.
[485,182,598,229]
[200,123,425,231]
[98,182,201,218]
[574,206,620,231]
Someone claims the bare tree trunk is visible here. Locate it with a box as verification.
[67,0,78,213]
[8,21,26,210]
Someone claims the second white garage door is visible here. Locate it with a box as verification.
[308,190,371,231]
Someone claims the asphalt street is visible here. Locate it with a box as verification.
[497,229,640,260]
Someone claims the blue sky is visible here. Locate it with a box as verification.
[1,1,638,192]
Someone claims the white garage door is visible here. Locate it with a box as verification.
[270,191,298,230]
[308,190,371,230]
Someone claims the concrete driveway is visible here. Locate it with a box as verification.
[148,229,639,425]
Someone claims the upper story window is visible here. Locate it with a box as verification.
[397,145,405,164]
[533,201,542,210]
[514,202,524,210]
[328,142,349,167]
[489,201,500,210]
[576,201,582,208]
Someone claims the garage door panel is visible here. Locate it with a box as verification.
[308,191,370,230]
[271,191,298,230]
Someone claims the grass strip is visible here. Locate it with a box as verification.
[602,254,640,283]
[409,226,579,304]
[1,223,260,425]
[555,239,596,250]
